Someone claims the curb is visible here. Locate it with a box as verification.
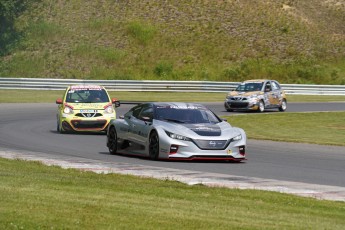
[1,149,344,202]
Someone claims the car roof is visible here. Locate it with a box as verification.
[243,79,268,83]
[68,85,105,90]
[242,79,281,84]
[145,102,207,109]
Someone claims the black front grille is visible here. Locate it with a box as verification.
[230,97,247,101]
[71,120,107,129]
[75,113,103,118]
[193,139,230,150]
[227,102,249,108]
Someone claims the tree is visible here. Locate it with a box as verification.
[0,0,29,55]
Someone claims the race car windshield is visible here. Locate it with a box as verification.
[155,107,221,124]
[65,89,110,103]
[235,83,263,92]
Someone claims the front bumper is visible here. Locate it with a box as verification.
[224,100,259,111]
[168,154,246,162]
[158,133,247,162]
[60,114,115,132]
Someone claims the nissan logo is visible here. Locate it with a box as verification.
[209,141,216,146]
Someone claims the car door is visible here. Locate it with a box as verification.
[271,81,283,106]
[263,81,274,107]
[124,105,143,143]
[132,104,153,145]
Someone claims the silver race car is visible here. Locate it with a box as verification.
[107,102,246,161]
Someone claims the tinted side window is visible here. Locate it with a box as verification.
[264,82,272,92]
[124,110,133,119]
[139,106,153,121]
[271,81,281,90]
[132,105,143,119]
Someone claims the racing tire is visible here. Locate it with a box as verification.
[258,100,265,113]
[108,126,118,155]
[149,131,160,160]
[57,120,64,134]
[224,103,233,112]
[279,99,287,112]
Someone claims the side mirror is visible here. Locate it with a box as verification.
[56,98,63,104]
[141,116,152,123]
[112,98,120,107]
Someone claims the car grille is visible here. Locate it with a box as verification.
[226,102,249,108]
[193,139,230,150]
[75,113,103,118]
[71,120,107,129]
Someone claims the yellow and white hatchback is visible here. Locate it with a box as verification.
[56,85,120,133]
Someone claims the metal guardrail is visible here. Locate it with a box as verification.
[0,77,344,95]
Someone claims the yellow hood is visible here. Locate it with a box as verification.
[67,103,110,110]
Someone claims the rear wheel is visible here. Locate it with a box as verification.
[279,99,287,112]
[258,100,265,112]
[149,131,160,160]
[108,127,118,155]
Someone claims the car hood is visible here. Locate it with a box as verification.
[182,123,222,136]
[156,120,241,138]
[66,103,110,110]
[228,91,263,97]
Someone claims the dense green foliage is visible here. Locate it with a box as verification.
[0,0,31,55]
[0,0,344,84]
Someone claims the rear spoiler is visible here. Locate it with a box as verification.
[116,101,153,108]
[118,101,145,105]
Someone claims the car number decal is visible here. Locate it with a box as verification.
[80,110,98,113]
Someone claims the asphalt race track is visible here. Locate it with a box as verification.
[1,102,345,196]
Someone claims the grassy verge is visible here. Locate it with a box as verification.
[225,112,345,146]
[1,158,344,229]
[1,89,345,103]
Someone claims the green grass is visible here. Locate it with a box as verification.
[1,89,345,103]
[1,158,344,229]
[286,95,345,102]
[0,90,227,103]
[226,112,345,146]
[0,0,344,83]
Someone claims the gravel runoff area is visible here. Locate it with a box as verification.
[1,148,345,202]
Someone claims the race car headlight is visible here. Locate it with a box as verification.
[248,97,259,103]
[104,105,114,114]
[248,95,258,99]
[63,106,73,114]
[165,131,192,141]
[232,134,242,141]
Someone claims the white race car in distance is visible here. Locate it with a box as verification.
[107,102,246,161]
